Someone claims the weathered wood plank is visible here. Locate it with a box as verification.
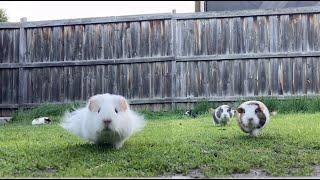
[12,69,19,103]
[141,63,150,98]
[301,15,309,51]
[0,23,20,29]
[5,94,320,109]
[253,59,259,96]
[306,57,315,94]
[12,50,320,69]
[63,67,69,102]
[0,56,174,69]
[280,15,290,52]
[268,15,278,53]
[22,13,172,28]
[282,58,293,95]
[202,61,209,97]
[18,18,27,106]
[292,14,303,52]
[217,18,223,54]
[315,14,320,51]
[176,51,320,62]
[208,18,217,55]
[164,61,171,98]
[302,57,307,94]
[233,60,242,96]
[171,10,177,108]
[316,57,320,94]
[257,58,270,96]
[257,16,269,53]
[0,70,5,103]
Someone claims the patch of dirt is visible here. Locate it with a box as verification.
[314,165,320,176]
[230,166,320,178]
[231,168,268,178]
[161,166,320,179]
[285,167,299,175]
[27,167,57,174]
[162,169,205,179]
[285,165,320,177]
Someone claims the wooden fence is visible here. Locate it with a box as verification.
[1,7,320,116]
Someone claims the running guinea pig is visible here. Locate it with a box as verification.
[60,93,145,149]
[236,101,270,137]
[212,105,235,126]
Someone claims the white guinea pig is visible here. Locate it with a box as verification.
[60,93,145,149]
[236,101,270,137]
[212,105,235,126]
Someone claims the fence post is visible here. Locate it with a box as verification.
[18,17,27,110]
[171,9,177,110]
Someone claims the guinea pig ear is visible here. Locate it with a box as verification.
[237,107,245,114]
[44,117,51,123]
[119,97,129,112]
[88,97,101,113]
[216,108,222,118]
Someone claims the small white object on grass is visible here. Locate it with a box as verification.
[0,117,11,125]
[32,117,52,125]
[271,111,277,116]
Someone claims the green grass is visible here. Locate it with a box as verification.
[236,96,320,114]
[10,102,83,125]
[1,105,320,178]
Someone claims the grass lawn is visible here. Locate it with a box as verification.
[0,109,320,178]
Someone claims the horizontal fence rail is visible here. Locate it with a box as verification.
[1,6,320,116]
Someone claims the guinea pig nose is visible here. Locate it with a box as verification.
[248,118,254,122]
[103,119,112,125]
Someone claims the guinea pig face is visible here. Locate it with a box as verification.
[216,105,234,120]
[88,93,130,132]
[237,101,269,129]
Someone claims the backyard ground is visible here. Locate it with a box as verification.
[0,105,320,178]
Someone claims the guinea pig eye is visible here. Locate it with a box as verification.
[255,108,261,114]
[115,108,118,114]
[237,108,245,114]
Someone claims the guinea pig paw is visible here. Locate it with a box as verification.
[250,129,260,137]
[114,141,125,149]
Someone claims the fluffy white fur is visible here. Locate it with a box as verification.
[236,101,270,137]
[60,93,145,149]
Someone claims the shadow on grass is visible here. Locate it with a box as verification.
[233,133,280,141]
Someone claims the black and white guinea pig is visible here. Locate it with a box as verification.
[236,101,270,137]
[32,117,52,125]
[212,105,235,126]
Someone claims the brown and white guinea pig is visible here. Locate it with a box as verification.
[236,101,270,137]
[60,93,145,149]
[212,105,235,126]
